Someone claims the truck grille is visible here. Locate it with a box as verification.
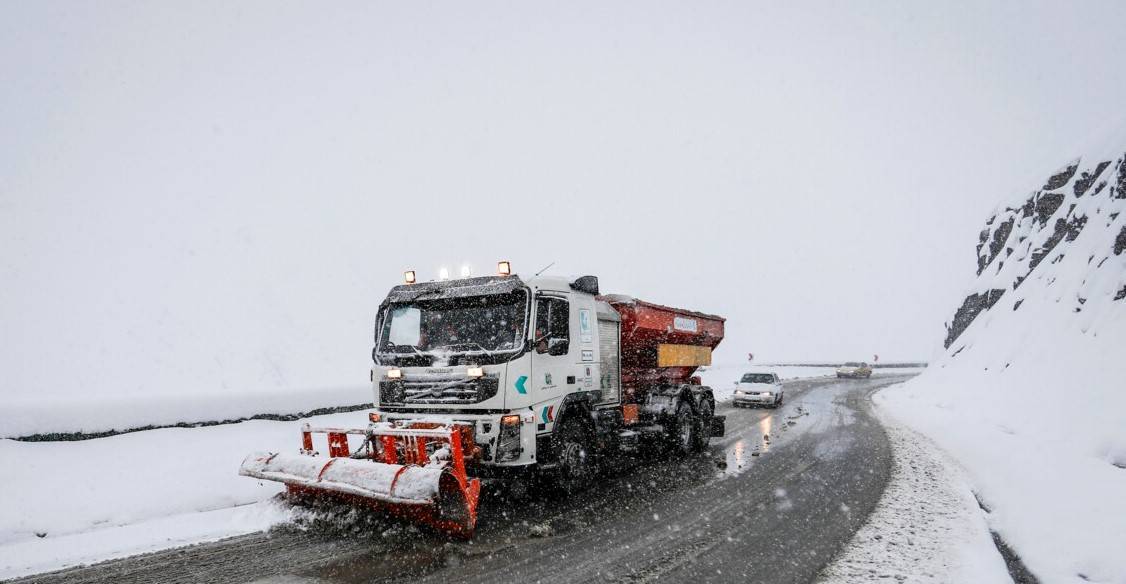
[380,375,500,405]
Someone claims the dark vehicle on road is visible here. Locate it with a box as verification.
[836,362,873,379]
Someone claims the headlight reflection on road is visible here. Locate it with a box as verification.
[724,439,748,476]
[759,415,773,452]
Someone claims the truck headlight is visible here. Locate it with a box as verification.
[467,366,484,378]
[496,414,523,462]
[386,368,402,379]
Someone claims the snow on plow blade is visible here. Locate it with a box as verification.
[240,423,481,537]
[240,452,449,505]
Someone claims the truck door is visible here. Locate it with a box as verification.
[531,294,572,430]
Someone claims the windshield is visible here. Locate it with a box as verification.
[843,362,862,367]
[741,373,775,383]
[376,290,528,363]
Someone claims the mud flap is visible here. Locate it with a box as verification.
[709,415,726,438]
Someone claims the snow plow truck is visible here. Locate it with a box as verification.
[240,262,726,537]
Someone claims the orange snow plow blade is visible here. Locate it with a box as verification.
[240,422,481,537]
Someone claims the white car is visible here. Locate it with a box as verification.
[733,372,784,408]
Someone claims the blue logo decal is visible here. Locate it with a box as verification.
[514,375,528,394]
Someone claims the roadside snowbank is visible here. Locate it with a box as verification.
[879,142,1126,584]
[0,408,373,579]
[820,402,1011,583]
[0,502,290,581]
[0,384,370,439]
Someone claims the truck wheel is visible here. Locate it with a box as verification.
[691,400,713,452]
[555,417,593,494]
[669,401,697,455]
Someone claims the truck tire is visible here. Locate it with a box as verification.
[691,399,713,452]
[554,417,593,494]
[669,401,697,455]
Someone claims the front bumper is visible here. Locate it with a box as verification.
[734,393,777,405]
[376,410,536,467]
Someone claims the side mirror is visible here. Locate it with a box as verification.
[547,337,569,356]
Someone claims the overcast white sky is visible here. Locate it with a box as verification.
[3,1,1126,399]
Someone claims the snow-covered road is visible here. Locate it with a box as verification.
[7,374,925,584]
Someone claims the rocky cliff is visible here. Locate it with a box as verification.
[944,148,1126,351]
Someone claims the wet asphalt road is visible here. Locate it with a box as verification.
[14,374,913,584]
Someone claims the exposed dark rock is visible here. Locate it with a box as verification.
[945,289,1006,348]
[1115,286,1126,301]
[1013,299,1024,311]
[1065,215,1087,242]
[1029,218,1070,271]
[1116,156,1126,199]
[1073,161,1111,197]
[1115,224,1126,255]
[978,217,1015,275]
[990,529,1042,584]
[1035,192,1066,224]
[1043,162,1078,191]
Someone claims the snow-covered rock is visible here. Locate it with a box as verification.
[880,134,1126,584]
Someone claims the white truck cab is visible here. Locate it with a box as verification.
[370,273,620,469]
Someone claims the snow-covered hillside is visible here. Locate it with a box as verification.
[880,137,1126,584]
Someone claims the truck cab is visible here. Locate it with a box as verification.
[371,273,617,470]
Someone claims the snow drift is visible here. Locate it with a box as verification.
[880,134,1126,584]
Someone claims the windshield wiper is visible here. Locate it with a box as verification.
[384,343,427,359]
[440,342,498,356]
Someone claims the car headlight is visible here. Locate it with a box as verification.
[735,390,745,395]
[759,391,773,396]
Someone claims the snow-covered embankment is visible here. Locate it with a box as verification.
[875,139,1126,583]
